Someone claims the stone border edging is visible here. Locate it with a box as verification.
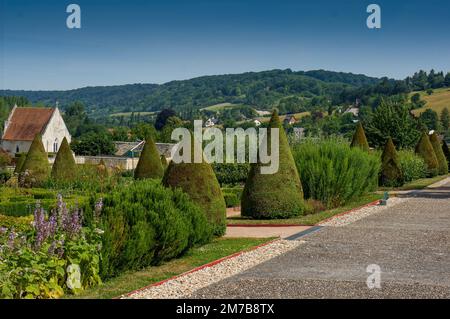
[115,238,280,299]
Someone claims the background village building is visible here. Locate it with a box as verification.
[283,115,298,126]
[0,105,71,156]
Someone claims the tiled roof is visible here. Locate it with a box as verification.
[2,107,55,141]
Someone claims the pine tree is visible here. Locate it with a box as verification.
[380,137,404,187]
[51,137,76,181]
[415,132,439,177]
[162,135,226,236]
[429,132,448,175]
[241,109,304,219]
[134,136,164,179]
[350,122,370,152]
[20,134,50,187]
[442,140,450,170]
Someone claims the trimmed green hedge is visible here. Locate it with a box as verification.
[99,180,213,279]
[212,163,249,186]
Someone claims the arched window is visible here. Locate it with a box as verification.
[53,138,59,153]
[16,145,19,153]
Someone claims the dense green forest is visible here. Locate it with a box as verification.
[0,69,381,117]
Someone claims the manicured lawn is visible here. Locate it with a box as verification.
[66,237,272,299]
[380,174,449,191]
[227,193,382,225]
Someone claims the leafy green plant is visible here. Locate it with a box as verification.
[398,150,427,183]
[292,137,380,208]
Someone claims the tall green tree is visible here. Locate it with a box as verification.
[441,107,449,132]
[380,138,404,187]
[429,132,448,175]
[350,122,370,152]
[241,110,304,219]
[134,136,164,180]
[51,137,76,181]
[365,101,420,149]
[419,109,440,131]
[415,132,439,177]
[20,134,50,187]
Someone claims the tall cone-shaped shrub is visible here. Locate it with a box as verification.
[350,122,370,152]
[51,137,76,181]
[380,137,404,187]
[14,153,27,174]
[415,132,439,177]
[442,140,450,170]
[20,134,50,186]
[162,136,226,236]
[241,110,304,219]
[429,132,448,175]
[160,154,168,169]
[134,137,164,179]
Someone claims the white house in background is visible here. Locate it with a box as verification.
[1,105,71,156]
[253,119,262,126]
[205,117,218,128]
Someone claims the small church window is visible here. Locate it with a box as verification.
[16,145,19,153]
[53,139,59,153]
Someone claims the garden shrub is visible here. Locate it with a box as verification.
[99,180,212,279]
[415,132,439,177]
[0,148,12,167]
[160,155,168,169]
[19,134,50,187]
[241,110,304,219]
[223,192,240,208]
[0,214,33,233]
[443,140,450,170]
[212,163,249,186]
[398,150,427,183]
[292,137,380,208]
[134,137,164,180]
[380,138,404,187]
[429,132,448,175]
[162,138,226,236]
[51,137,76,182]
[350,122,370,152]
[0,169,11,184]
[14,153,27,174]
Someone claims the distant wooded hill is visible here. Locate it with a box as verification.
[0,69,380,117]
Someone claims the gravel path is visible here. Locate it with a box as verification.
[124,239,304,299]
[191,180,450,299]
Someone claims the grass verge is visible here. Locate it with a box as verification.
[227,193,382,225]
[66,237,272,299]
[379,174,449,191]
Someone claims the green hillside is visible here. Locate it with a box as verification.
[412,88,450,116]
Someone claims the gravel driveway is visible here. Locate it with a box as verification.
[191,180,450,299]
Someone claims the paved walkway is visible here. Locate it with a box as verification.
[192,180,450,298]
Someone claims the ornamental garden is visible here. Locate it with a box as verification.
[0,105,450,299]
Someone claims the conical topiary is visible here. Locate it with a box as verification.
[429,132,448,175]
[51,137,76,181]
[415,132,439,177]
[14,153,27,174]
[160,154,168,169]
[350,122,370,152]
[162,136,226,236]
[442,140,450,170]
[20,134,50,186]
[134,137,164,180]
[380,137,404,187]
[241,109,304,219]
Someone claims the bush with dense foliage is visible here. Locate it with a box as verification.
[415,132,439,177]
[160,155,168,169]
[212,163,250,186]
[350,122,370,152]
[99,180,212,279]
[0,148,12,167]
[19,134,50,187]
[379,138,404,187]
[0,196,102,299]
[398,150,427,183]
[429,133,448,175]
[162,139,226,236]
[222,187,243,208]
[14,153,27,174]
[292,137,380,208]
[134,137,164,180]
[241,110,304,219]
[51,137,76,182]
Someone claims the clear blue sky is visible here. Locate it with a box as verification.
[1,0,449,90]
